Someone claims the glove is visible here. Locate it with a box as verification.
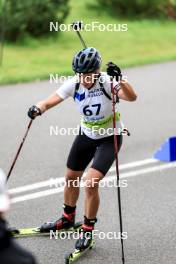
[107,62,122,82]
[28,105,42,120]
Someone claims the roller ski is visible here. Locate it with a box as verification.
[10,211,81,238]
[65,218,96,263]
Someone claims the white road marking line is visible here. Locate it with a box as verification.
[9,158,159,195]
[9,177,65,195]
[11,187,64,204]
[106,162,176,181]
[109,158,158,172]
[11,161,176,204]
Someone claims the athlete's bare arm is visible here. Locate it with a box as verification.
[36,92,63,113]
[118,81,137,101]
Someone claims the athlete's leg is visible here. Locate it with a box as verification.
[84,168,103,219]
[40,132,97,232]
[64,168,83,207]
[84,135,123,219]
[75,135,123,250]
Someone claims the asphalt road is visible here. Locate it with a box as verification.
[0,61,176,264]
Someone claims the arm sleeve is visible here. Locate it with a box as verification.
[55,77,76,100]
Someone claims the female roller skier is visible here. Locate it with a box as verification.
[28,47,137,250]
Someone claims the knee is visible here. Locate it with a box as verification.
[84,168,103,195]
[65,169,82,186]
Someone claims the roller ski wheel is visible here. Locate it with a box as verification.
[65,239,95,263]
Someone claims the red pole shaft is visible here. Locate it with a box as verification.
[111,78,125,264]
[7,120,33,181]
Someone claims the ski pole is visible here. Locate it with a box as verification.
[71,21,87,49]
[111,77,125,264]
[7,120,33,181]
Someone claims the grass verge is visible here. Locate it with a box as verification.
[0,0,176,85]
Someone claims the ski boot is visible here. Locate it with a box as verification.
[40,205,76,233]
[75,217,97,250]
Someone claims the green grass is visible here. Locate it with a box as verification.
[0,0,176,85]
